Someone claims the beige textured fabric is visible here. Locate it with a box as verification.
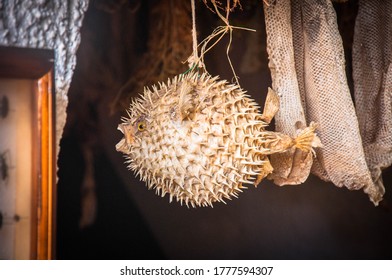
[263,0,314,185]
[352,0,392,201]
[264,0,385,204]
[295,0,381,204]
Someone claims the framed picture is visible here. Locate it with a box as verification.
[0,46,56,259]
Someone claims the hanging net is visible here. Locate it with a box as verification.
[263,0,314,186]
[352,0,392,204]
[263,0,391,205]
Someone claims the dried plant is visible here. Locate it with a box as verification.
[203,0,242,12]
[111,0,193,112]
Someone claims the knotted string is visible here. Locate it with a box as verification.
[186,0,255,87]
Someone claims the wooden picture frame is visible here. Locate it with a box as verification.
[0,46,56,259]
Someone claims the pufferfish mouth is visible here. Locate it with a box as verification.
[116,124,130,153]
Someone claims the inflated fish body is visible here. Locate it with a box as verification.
[116,72,318,207]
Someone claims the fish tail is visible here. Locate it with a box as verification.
[293,122,321,153]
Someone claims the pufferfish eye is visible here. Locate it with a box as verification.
[137,121,146,132]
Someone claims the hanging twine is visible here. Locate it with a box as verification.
[186,0,255,86]
[187,0,204,70]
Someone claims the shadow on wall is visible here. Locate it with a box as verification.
[57,130,392,259]
[57,132,164,259]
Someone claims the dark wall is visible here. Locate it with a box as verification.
[57,0,392,260]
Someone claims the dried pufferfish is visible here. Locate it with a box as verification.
[116,72,319,207]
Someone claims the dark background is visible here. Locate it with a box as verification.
[56,0,392,259]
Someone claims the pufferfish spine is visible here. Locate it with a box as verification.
[116,72,319,207]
